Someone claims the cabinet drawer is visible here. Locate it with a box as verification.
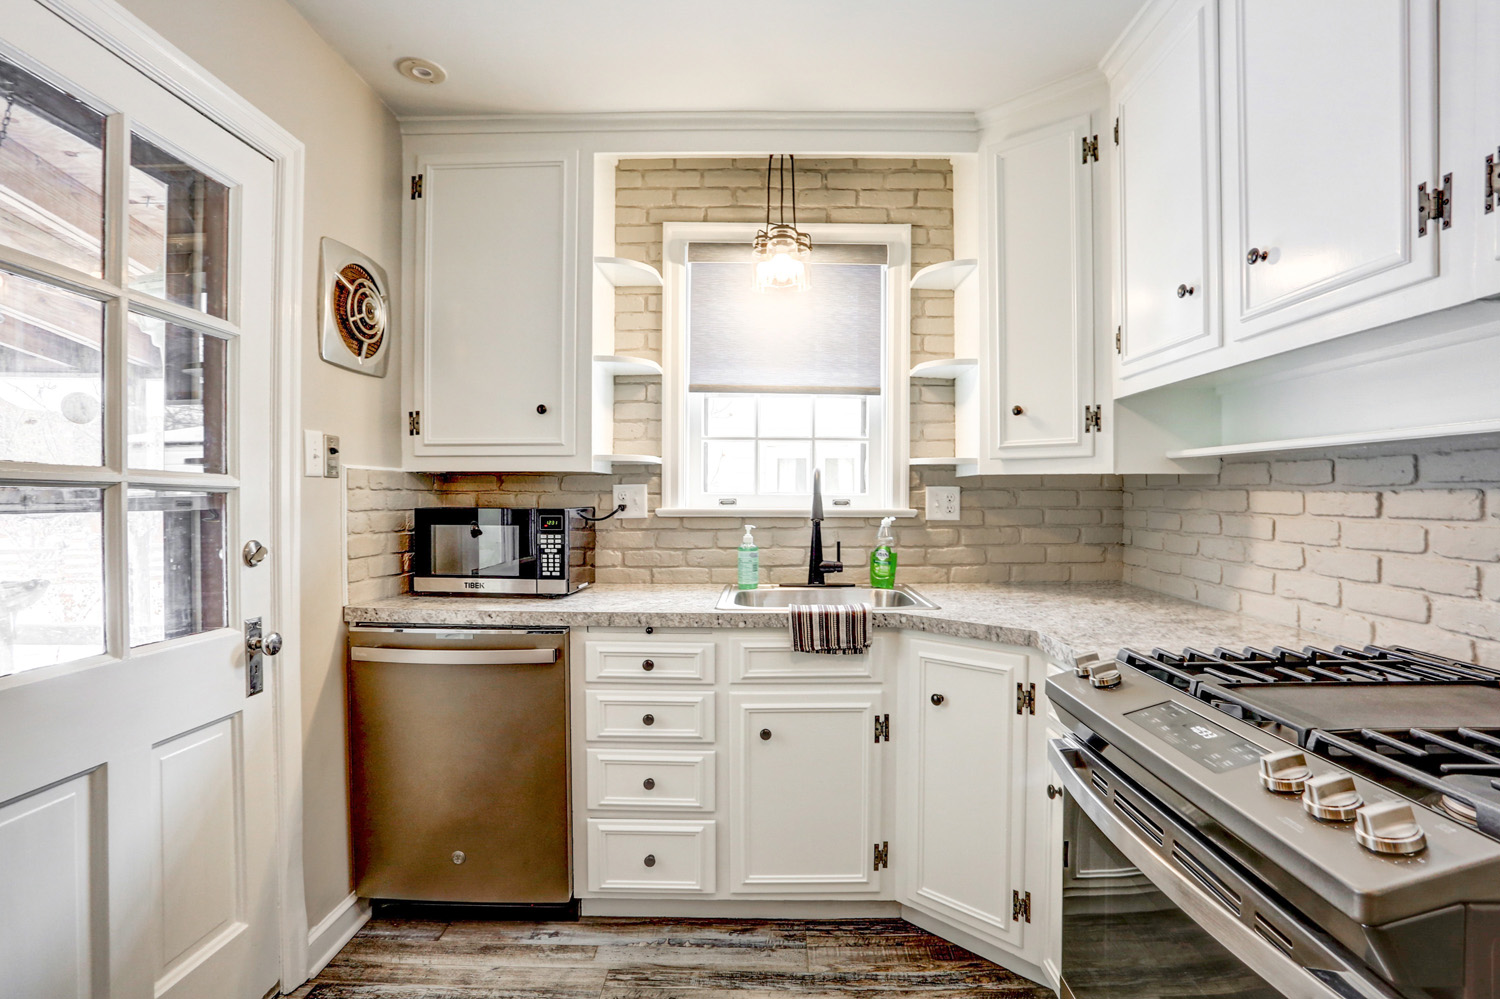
[729,633,880,682]
[585,691,715,742]
[587,819,716,893]
[586,750,715,810]
[586,641,715,683]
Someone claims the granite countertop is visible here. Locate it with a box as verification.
[344,582,1325,667]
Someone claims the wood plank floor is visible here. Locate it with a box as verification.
[285,916,1056,999]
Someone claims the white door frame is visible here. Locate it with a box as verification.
[33,0,311,987]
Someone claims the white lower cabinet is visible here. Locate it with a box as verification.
[729,690,885,894]
[899,637,1031,952]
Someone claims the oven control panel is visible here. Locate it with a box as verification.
[1126,701,1263,773]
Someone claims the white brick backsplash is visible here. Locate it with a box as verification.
[1124,442,1500,659]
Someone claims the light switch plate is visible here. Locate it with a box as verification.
[613,484,648,519]
[926,485,961,520]
[322,434,341,478]
[303,429,324,477]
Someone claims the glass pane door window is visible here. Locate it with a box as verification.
[0,53,237,677]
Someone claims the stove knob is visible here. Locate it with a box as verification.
[1302,772,1364,822]
[1087,662,1122,688]
[1072,652,1100,678]
[1354,801,1427,856]
[1258,750,1312,793]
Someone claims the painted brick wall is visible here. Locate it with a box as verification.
[1122,441,1500,666]
[345,467,1124,602]
[609,157,958,460]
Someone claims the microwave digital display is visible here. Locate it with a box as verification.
[539,515,563,531]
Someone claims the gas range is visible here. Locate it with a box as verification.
[1048,644,1500,999]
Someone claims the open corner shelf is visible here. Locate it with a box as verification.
[595,454,664,466]
[1163,418,1500,459]
[910,259,978,291]
[595,256,664,288]
[909,357,978,380]
[594,354,664,377]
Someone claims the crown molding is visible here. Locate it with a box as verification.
[975,69,1106,129]
[398,109,981,138]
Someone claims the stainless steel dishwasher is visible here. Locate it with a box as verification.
[346,625,570,904]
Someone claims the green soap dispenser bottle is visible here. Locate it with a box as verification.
[737,525,759,590]
[870,516,897,589]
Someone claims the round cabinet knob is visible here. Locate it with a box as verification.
[536,404,548,415]
[1247,247,1271,265]
[642,713,655,726]
[1176,283,1196,298]
[643,854,656,868]
[760,728,772,741]
[930,693,945,706]
[643,778,656,790]
[1354,801,1427,856]
[642,659,655,671]
[451,851,466,865]
[1047,784,1063,799]
[1259,749,1312,794]
[1011,405,1024,416]
[1302,772,1364,822]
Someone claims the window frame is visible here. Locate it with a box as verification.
[660,221,913,517]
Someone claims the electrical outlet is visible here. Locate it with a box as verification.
[303,429,324,477]
[613,484,648,519]
[926,485,961,521]
[322,434,341,478]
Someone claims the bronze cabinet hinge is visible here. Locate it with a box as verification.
[408,411,421,436]
[873,841,890,871]
[1016,682,1036,715]
[1013,889,1032,922]
[410,175,423,199]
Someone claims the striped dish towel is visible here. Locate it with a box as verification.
[789,603,872,655]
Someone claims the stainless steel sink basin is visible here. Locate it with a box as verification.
[716,584,938,611]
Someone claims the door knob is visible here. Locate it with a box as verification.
[247,631,282,656]
[931,693,945,705]
[1247,247,1271,265]
[242,539,268,567]
[760,728,772,740]
[642,713,655,726]
[1176,283,1195,298]
[1011,405,1024,416]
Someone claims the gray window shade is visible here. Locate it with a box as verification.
[687,242,887,395]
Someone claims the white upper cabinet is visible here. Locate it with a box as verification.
[1113,0,1220,374]
[405,149,582,466]
[1475,0,1500,297]
[987,115,1097,461]
[1220,0,1442,342]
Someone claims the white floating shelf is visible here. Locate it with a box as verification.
[595,454,664,466]
[910,357,978,380]
[594,354,664,377]
[910,259,978,291]
[910,456,978,466]
[595,256,664,288]
[1164,419,1500,459]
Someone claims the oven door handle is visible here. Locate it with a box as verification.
[1049,738,1403,999]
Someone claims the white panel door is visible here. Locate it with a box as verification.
[0,5,280,997]
[730,690,883,894]
[1222,0,1440,341]
[901,639,1027,949]
[1115,0,1221,374]
[412,151,578,457]
[990,115,1095,460]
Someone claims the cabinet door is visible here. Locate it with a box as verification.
[1222,0,1439,341]
[411,151,578,456]
[1115,0,1220,374]
[1476,0,1500,296]
[989,116,1095,460]
[902,640,1028,947]
[730,691,883,894]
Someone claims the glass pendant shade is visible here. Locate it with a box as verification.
[753,154,811,291]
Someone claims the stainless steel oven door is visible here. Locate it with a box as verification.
[1050,737,1403,999]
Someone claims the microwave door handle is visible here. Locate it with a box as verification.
[349,648,559,666]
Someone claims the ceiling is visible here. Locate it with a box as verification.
[284,0,1145,118]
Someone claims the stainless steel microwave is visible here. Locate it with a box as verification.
[412,507,595,596]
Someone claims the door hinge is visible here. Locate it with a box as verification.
[1417,173,1451,236]
[874,713,890,743]
[1486,151,1500,214]
[410,175,423,199]
[874,841,890,871]
[1082,135,1099,164]
[1083,404,1102,433]
[1113,117,1120,146]
[1013,889,1032,923]
[1115,326,1122,354]
[408,410,421,436]
[1016,682,1036,715]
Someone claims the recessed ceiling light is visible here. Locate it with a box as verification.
[397,58,447,85]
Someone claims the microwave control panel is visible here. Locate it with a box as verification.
[538,514,565,578]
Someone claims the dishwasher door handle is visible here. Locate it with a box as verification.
[349,647,559,665]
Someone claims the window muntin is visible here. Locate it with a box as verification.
[697,393,871,500]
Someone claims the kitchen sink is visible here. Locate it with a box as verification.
[716,584,938,611]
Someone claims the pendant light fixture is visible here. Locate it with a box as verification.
[751,154,811,291]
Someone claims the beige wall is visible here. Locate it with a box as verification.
[118,0,402,928]
[1124,440,1500,666]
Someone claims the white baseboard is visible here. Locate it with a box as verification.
[306,893,371,979]
[580,898,902,919]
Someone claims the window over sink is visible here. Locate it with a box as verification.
[660,223,912,516]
